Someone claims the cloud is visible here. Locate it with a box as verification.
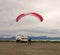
[0,0,60,37]
[44,11,60,29]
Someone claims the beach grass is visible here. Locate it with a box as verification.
[0,40,60,43]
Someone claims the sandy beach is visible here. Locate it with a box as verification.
[0,42,60,55]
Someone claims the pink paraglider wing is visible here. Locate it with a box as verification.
[16,14,25,22]
[16,12,43,22]
[29,12,43,22]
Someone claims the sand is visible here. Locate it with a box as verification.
[0,42,60,55]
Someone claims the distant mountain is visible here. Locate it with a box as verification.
[0,37,16,40]
[0,36,60,41]
[29,36,60,40]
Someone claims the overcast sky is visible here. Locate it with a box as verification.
[0,0,60,37]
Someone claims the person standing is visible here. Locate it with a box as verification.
[27,37,31,45]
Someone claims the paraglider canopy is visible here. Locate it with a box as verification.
[16,12,43,22]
